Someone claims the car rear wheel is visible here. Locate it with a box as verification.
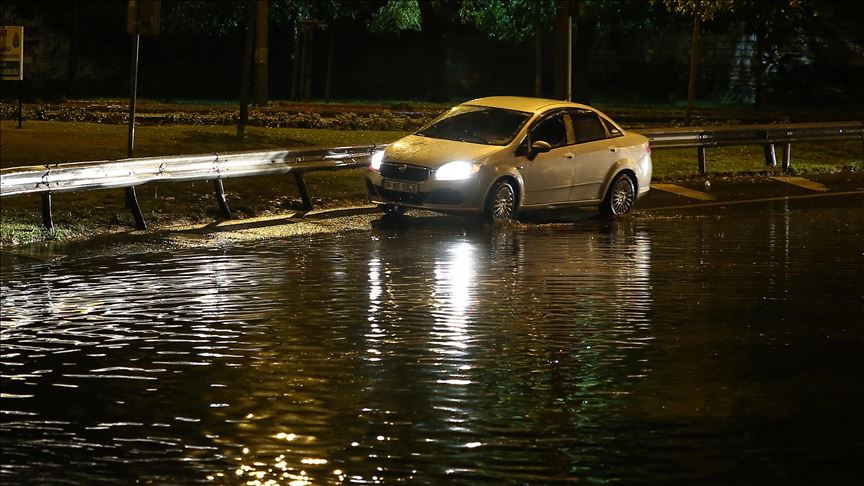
[485,180,516,222]
[379,204,407,217]
[601,173,636,216]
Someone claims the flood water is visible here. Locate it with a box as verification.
[2,197,863,485]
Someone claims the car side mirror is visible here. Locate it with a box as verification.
[528,140,552,160]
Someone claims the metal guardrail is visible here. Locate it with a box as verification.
[1,121,861,232]
[0,145,382,231]
[636,121,863,174]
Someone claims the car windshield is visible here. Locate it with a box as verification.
[416,105,531,145]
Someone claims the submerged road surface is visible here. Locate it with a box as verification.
[1,192,863,484]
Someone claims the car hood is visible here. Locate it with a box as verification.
[384,135,505,169]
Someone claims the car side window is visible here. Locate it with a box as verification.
[530,114,568,148]
[570,111,607,144]
[601,117,623,138]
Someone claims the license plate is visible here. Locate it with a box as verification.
[383,179,418,193]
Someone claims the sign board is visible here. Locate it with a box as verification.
[1,25,24,81]
[127,0,161,36]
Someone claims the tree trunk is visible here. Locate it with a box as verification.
[419,1,451,102]
[302,24,313,101]
[753,17,765,111]
[534,18,542,97]
[299,25,308,100]
[290,23,300,100]
[65,0,80,98]
[553,0,572,101]
[253,0,268,106]
[237,3,255,138]
[291,22,315,101]
[572,0,593,104]
[325,27,335,102]
[685,16,700,125]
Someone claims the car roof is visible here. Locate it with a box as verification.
[462,96,594,115]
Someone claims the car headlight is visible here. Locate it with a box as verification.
[435,161,479,181]
[369,150,385,171]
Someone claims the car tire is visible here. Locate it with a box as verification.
[379,204,407,217]
[485,180,517,222]
[601,173,636,216]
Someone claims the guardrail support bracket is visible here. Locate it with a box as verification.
[697,147,707,174]
[782,144,792,172]
[213,179,232,219]
[124,187,147,229]
[764,143,777,167]
[294,172,314,211]
[41,193,55,232]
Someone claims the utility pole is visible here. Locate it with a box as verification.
[124,0,160,230]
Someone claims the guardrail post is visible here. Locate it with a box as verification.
[213,179,232,219]
[41,193,55,232]
[124,187,147,229]
[764,143,777,167]
[782,143,792,172]
[698,147,707,174]
[294,172,314,211]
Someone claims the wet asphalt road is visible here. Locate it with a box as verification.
[166,173,864,246]
[2,180,862,484]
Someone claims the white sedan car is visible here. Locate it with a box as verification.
[366,96,652,220]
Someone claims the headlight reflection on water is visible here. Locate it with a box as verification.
[432,240,477,352]
[222,432,345,485]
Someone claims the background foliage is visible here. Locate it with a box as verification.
[0,0,860,105]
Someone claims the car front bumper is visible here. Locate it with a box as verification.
[366,172,487,214]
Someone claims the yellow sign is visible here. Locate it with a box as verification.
[1,25,24,81]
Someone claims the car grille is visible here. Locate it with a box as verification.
[380,162,431,182]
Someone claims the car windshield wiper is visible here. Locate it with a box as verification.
[416,129,489,144]
[454,129,489,145]
[455,133,488,144]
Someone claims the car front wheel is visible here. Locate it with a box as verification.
[601,173,636,216]
[485,180,516,222]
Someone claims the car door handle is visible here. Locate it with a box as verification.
[564,153,575,159]
[608,146,618,152]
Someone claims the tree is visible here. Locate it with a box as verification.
[458,0,556,97]
[368,0,422,32]
[160,0,246,34]
[654,0,734,124]
[270,0,423,101]
[736,0,809,110]
[459,0,663,103]
[329,0,469,101]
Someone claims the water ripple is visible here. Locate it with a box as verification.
[2,204,863,484]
